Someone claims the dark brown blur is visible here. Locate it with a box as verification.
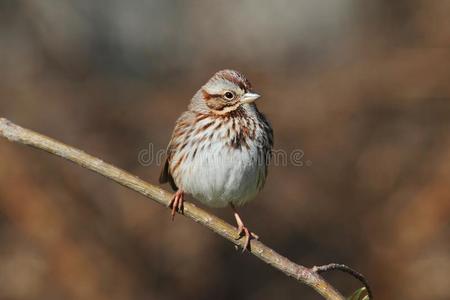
[0,1,449,300]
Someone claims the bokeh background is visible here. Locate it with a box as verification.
[1,1,449,299]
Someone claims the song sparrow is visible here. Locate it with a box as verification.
[159,69,273,250]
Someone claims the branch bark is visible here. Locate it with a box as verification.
[0,118,345,300]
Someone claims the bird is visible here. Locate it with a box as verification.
[159,69,273,250]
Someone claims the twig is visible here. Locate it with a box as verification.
[313,263,373,299]
[0,118,345,300]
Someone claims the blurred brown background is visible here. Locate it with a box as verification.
[1,1,449,299]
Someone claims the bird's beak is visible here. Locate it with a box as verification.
[240,92,261,104]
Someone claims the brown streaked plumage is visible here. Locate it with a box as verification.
[159,69,273,250]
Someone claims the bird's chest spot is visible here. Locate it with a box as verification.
[179,116,260,177]
[222,118,256,150]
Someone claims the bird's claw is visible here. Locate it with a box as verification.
[168,190,184,221]
[236,225,258,252]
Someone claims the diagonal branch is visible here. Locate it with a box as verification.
[0,118,345,300]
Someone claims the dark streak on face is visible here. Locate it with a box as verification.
[202,89,239,111]
[202,90,221,101]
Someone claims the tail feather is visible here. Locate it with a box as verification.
[159,159,178,191]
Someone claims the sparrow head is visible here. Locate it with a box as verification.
[191,69,260,114]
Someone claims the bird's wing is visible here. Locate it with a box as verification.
[159,111,194,191]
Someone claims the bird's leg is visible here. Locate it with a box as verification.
[230,204,259,251]
[168,190,184,221]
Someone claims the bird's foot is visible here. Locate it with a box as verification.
[168,190,184,221]
[236,223,259,252]
[230,204,258,251]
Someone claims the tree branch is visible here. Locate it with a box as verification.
[0,118,345,300]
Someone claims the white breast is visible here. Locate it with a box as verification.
[172,109,267,208]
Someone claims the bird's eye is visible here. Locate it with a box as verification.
[224,91,235,100]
